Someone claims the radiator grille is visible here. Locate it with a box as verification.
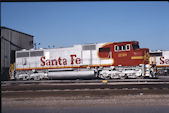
[30,51,44,56]
[16,52,29,58]
[82,45,96,50]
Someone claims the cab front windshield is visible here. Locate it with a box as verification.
[132,44,139,50]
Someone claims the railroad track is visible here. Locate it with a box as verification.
[2,78,169,85]
[2,79,169,91]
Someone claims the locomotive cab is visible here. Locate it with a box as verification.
[111,41,149,66]
[98,41,151,79]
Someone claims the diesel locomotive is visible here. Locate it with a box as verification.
[150,50,169,76]
[10,41,155,80]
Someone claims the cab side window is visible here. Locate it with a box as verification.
[126,44,130,50]
[119,46,122,51]
[114,44,130,52]
[122,45,126,50]
[99,47,110,52]
[114,45,118,51]
[132,44,139,50]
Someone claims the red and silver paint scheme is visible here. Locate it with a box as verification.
[150,50,169,76]
[14,41,152,80]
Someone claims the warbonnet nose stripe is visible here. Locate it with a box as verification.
[131,56,144,59]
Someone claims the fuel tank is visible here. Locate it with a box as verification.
[47,70,96,80]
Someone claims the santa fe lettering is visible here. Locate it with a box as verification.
[160,56,169,64]
[40,54,81,66]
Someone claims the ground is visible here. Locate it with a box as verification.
[2,90,169,113]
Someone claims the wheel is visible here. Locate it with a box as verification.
[34,76,40,81]
[100,73,111,80]
[136,75,144,79]
[121,74,128,79]
[99,74,103,79]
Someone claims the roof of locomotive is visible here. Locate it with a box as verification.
[18,40,139,52]
[78,40,138,47]
[113,41,139,45]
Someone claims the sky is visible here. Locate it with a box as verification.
[1,2,169,50]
